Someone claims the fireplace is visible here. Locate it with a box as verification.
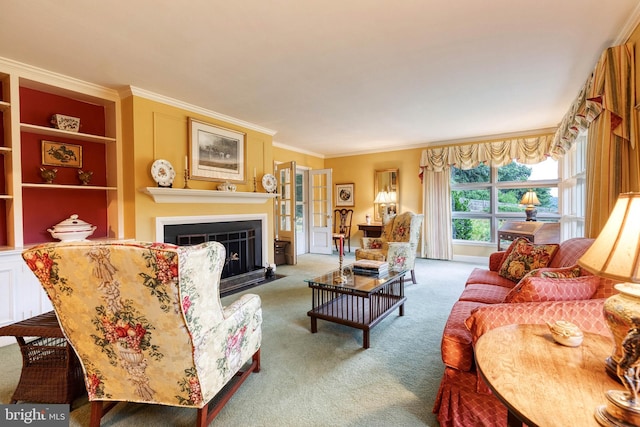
[156,214,269,295]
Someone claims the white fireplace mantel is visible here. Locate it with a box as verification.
[141,187,278,204]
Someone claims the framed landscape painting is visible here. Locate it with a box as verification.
[335,183,355,206]
[188,118,246,182]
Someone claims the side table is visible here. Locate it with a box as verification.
[0,311,85,406]
[475,324,619,426]
[357,222,383,238]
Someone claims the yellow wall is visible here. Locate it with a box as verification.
[121,95,277,261]
[273,145,325,170]
[322,148,423,247]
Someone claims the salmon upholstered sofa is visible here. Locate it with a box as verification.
[433,237,617,427]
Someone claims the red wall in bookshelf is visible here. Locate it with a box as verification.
[19,87,109,244]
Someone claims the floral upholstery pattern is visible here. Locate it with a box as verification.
[497,237,559,282]
[355,212,424,280]
[22,240,261,417]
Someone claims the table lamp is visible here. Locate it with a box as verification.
[374,191,390,221]
[520,190,541,221]
[577,192,640,426]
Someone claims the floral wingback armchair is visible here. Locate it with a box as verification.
[22,240,262,427]
[355,211,424,283]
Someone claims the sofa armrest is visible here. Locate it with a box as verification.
[465,299,611,347]
[488,251,506,271]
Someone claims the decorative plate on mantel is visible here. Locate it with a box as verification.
[151,159,176,187]
[262,174,277,193]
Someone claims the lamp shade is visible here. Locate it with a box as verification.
[520,190,541,206]
[578,192,640,283]
[374,191,390,204]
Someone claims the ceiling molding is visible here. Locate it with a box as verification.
[616,2,640,45]
[0,56,120,101]
[323,127,558,158]
[272,141,325,159]
[121,86,278,137]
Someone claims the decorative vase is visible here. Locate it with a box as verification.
[596,283,640,426]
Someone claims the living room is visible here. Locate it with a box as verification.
[2,2,640,427]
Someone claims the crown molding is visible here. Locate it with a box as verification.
[321,127,558,158]
[0,56,120,102]
[121,86,277,136]
[272,141,325,159]
[616,2,640,45]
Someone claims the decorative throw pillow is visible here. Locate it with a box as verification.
[504,275,600,303]
[538,265,582,279]
[498,237,559,282]
[519,264,582,282]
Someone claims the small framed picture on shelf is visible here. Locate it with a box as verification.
[335,183,355,207]
[188,118,246,183]
[41,140,83,168]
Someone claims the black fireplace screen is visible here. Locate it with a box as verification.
[164,221,263,280]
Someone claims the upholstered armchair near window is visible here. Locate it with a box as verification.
[355,211,424,283]
[22,240,262,427]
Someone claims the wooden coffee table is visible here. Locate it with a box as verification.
[475,324,619,427]
[306,266,407,348]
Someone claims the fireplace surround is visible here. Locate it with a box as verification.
[155,214,269,294]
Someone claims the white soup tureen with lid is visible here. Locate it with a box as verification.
[47,214,97,242]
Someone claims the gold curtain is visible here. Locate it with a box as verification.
[419,135,553,172]
[585,43,640,237]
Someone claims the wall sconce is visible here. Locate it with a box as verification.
[520,190,541,221]
[577,192,640,426]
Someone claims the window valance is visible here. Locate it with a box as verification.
[419,134,553,172]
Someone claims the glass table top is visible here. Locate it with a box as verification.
[305,264,407,292]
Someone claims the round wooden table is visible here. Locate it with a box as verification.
[475,324,620,427]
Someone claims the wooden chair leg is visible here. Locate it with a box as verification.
[411,269,417,284]
[89,401,118,427]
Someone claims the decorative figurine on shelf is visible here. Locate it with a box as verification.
[78,170,93,185]
[39,167,57,184]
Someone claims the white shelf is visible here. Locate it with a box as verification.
[141,187,278,204]
[0,195,12,199]
[0,100,9,111]
[0,147,11,154]
[22,183,117,190]
[20,123,116,143]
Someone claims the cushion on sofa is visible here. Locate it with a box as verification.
[498,237,559,282]
[464,299,611,348]
[441,300,487,372]
[503,275,600,303]
[459,284,511,304]
[548,237,595,268]
[465,268,517,289]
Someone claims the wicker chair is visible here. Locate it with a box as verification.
[355,211,424,283]
[22,240,262,427]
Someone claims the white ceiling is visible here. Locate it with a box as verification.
[1,1,639,157]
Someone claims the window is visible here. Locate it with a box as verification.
[559,131,587,239]
[451,159,560,243]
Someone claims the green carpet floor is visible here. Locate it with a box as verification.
[0,252,483,426]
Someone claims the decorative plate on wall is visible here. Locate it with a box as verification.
[262,174,277,193]
[151,159,176,187]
